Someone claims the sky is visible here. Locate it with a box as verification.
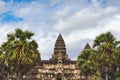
[0,0,120,60]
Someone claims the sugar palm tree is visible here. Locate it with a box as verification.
[77,48,96,80]
[1,28,40,80]
[93,32,120,80]
[114,42,120,80]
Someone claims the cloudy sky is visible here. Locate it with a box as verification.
[0,0,120,60]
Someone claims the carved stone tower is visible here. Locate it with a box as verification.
[52,34,69,62]
[84,43,91,49]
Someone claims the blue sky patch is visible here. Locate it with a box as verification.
[98,0,107,4]
[38,0,50,4]
[3,0,37,3]
[88,0,107,4]
[0,12,23,23]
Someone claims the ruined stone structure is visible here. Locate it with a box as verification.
[29,34,82,80]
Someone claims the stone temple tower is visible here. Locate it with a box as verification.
[84,43,91,49]
[52,34,69,63]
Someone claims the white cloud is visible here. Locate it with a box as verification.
[104,6,117,14]
[14,2,43,18]
[0,25,15,45]
[53,6,118,32]
[64,13,120,43]
[0,1,8,14]
[55,7,70,18]
[33,32,57,60]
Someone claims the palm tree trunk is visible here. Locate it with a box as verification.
[27,72,30,80]
[7,72,10,80]
[105,73,108,80]
[85,74,88,80]
[89,73,92,80]
[80,73,82,80]
[16,72,21,80]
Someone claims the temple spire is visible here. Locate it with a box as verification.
[57,34,64,41]
[52,34,69,60]
[54,34,66,54]
[84,43,91,49]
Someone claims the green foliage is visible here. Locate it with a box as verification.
[0,28,40,79]
[77,32,120,80]
[77,49,96,75]
[93,32,120,80]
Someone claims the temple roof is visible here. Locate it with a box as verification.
[52,34,69,61]
[54,34,66,54]
[84,43,91,49]
[57,34,64,41]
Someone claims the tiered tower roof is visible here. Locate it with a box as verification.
[54,34,66,54]
[52,34,69,61]
[84,43,91,49]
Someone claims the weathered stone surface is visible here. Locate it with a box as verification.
[84,43,91,49]
[28,34,84,80]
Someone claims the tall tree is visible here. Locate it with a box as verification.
[1,28,40,80]
[93,32,120,80]
[77,43,96,80]
[77,32,120,80]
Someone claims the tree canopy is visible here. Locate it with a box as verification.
[77,32,120,80]
[0,28,40,80]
